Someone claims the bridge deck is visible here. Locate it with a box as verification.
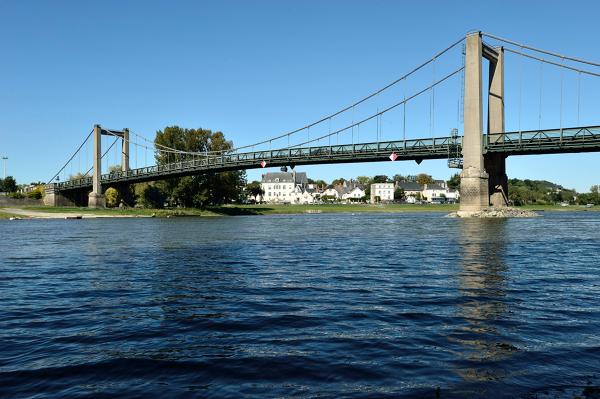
[52,126,600,191]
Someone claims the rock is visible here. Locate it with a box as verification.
[446,207,540,218]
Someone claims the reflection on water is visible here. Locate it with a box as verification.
[451,219,514,386]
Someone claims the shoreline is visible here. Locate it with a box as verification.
[1,203,599,220]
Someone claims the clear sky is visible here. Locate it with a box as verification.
[1,0,599,191]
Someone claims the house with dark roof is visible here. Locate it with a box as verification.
[261,171,309,203]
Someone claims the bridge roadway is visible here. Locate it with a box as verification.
[53,125,600,192]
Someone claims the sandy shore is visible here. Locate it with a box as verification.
[0,208,151,219]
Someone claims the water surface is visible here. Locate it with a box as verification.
[1,212,599,398]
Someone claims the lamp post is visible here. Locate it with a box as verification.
[0,157,7,179]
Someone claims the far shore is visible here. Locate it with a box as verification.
[1,203,598,220]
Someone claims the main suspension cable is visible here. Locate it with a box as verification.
[482,32,600,67]
[47,129,93,184]
[504,47,600,77]
[226,36,465,153]
[287,66,464,149]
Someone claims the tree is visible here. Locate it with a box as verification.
[394,187,405,201]
[356,176,371,185]
[134,183,167,208]
[105,187,119,207]
[372,175,389,183]
[108,165,122,174]
[245,181,264,202]
[26,186,44,199]
[0,176,17,193]
[69,173,88,181]
[314,179,327,188]
[416,173,434,186]
[447,173,461,190]
[392,174,405,183]
[154,126,246,207]
[331,178,346,186]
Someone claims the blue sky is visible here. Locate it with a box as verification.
[1,0,599,191]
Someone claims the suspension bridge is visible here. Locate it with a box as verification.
[44,31,600,213]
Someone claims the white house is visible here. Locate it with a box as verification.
[342,186,366,201]
[261,171,308,203]
[290,185,316,204]
[422,183,460,203]
[322,187,340,200]
[370,183,394,203]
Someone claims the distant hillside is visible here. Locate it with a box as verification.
[508,178,575,205]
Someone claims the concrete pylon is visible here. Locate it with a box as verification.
[459,32,489,213]
[88,124,105,208]
[122,128,130,172]
[485,47,508,207]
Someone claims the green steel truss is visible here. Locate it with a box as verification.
[52,125,600,192]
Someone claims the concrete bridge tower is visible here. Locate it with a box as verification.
[87,125,130,208]
[460,31,508,213]
[88,124,105,208]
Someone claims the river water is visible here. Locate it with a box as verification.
[1,212,599,398]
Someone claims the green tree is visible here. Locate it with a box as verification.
[331,178,346,186]
[69,173,88,181]
[134,183,167,208]
[392,174,405,183]
[0,176,17,193]
[313,179,327,188]
[154,126,246,207]
[416,173,434,186]
[26,186,44,199]
[394,187,405,201]
[245,181,264,201]
[372,175,389,183]
[105,187,119,207]
[447,173,461,190]
[356,176,371,185]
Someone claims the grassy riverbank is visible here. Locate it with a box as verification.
[3,203,458,218]
[2,203,598,219]
[0,211,17,219]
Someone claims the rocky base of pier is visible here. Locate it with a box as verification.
[446,207,540,218]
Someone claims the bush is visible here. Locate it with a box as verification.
[105,187,119,208]
[8,192,25,199]
[26,187,43,199]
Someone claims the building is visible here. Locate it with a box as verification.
[321,186,340,200]
[395,180,460,204]
[396,181,422,199]
[370,183,394,203]
[261,171,308,203]
[342,186,366,201]
[422,183,460,204]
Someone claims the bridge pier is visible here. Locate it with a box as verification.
[88,124,105,208]
[459,32,507,213]
[485,153,508,207]
[459,32,489,212]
